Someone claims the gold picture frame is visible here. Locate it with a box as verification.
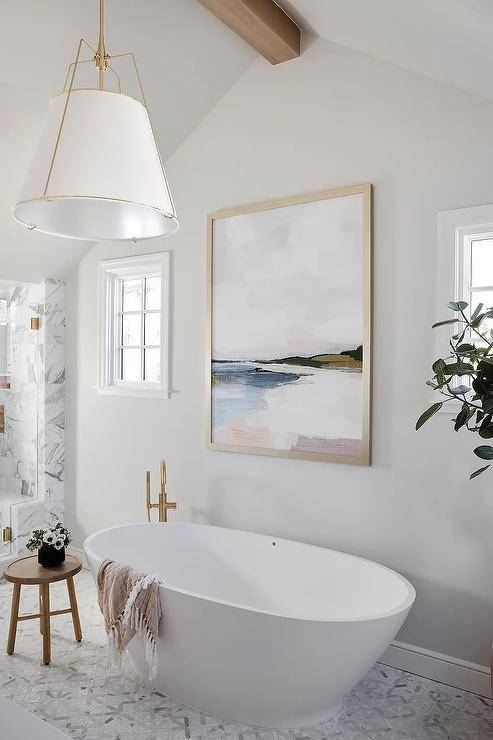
[206,183,372,465]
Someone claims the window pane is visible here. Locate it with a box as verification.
[122,279,142,311]
[145,348,160,382]
[470,290,493,337]
[122,314,141,346]
[471,239,493,287]
[122,348,142,381]
[470,289,493,312]
[144,313,160,346]
[145,276,161,310]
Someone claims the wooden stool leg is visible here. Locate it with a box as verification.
[7,583,21,655]
[66,576,82,642]
[39,587,43,634]
[40,583,51,665]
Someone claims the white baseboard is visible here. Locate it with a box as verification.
[380,639,491,698]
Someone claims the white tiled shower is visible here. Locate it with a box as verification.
[0,278,64,561]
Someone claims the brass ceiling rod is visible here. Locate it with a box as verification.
[94,0,110,89]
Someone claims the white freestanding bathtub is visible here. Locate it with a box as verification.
[84,523,415,729]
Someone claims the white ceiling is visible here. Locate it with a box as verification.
[289,0,493,102]
[0,0,255,280]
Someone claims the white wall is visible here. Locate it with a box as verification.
[66,38,493,667]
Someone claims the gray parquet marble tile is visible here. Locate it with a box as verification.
[0,570,491,739]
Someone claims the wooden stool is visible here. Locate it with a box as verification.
[3,554,82,665]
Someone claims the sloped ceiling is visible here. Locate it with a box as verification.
[0,0,255,280]
[4,0,493,280]
[288,0,493,102]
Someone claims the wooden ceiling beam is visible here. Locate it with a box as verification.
[198,0,301,65]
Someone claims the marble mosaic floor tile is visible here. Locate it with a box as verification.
[0,569,492,739]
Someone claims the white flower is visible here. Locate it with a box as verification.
[53,537,65,550]
[42,531,56,545]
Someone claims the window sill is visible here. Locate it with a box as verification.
[95,385,170,400]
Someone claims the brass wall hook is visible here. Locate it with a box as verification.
[145,459,177,523]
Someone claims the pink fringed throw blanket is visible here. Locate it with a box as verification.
[97,559,162,680]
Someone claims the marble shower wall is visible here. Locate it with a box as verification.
[0,279,64,552]
[39,279,65,527]
[0,282,43,498]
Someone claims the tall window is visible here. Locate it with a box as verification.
[437,205,493,407]
[98,253,169,398]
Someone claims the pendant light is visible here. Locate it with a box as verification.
[12,0,179,242]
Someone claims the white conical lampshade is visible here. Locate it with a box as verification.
[12,89,179,241]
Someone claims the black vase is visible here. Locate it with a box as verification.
[38,544,66,568]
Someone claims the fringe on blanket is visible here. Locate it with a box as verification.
[118,573,162,680]
[107,622,124,669]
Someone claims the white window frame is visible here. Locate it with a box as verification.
[436,204,493,412]
[97,252,170,399]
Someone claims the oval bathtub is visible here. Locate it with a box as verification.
[84,523,415,729]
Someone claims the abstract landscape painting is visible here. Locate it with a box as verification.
[207,185,372,464]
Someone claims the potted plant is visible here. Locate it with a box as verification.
[416,299,493,478]
[26,522,72,567]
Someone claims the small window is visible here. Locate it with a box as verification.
[98,253,169,398]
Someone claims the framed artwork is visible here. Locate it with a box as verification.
[206,184,372,465]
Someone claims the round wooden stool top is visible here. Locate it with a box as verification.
[3,554,82,585]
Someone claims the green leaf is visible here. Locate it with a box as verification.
[426,380,440,390]
[454,406,468,431]
[473,445,493,460]
[476,410,485,424]
[470,303,484,322]
[448,300,468,311]
[479,425,493,439]
[455,343,475,355]
[444,362,475,376]
[470,465,490,480]
[416,402,443,430]
[480,413,492,429]
[432,358,447,373]
[483,397,493,413]
[470,313,486,328]
[452,329,466,342]
[432,319,461,328]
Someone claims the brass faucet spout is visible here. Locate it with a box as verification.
[145,459,177,523]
